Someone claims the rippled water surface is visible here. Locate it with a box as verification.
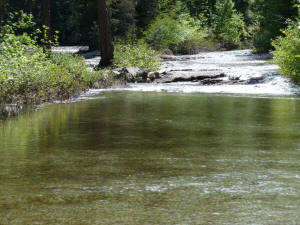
[139,50,300,95]
[1,91,300,224]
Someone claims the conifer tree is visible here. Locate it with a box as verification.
[97,0,114,67]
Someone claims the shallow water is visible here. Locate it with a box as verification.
[1,91,300,224]
[153,50,299,95]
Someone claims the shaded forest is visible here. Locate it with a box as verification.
[1,0,298,53]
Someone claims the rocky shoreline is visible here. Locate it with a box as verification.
[69,47,271,87]
[102,53,267,86]
[107,67,266,85]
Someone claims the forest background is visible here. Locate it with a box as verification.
[1,0,298,53]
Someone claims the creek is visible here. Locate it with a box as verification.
[0,49,300,224]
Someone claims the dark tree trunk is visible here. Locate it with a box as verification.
[0,0,2,36]
[131,24,134,46]
[131,0,135,46]
[97,0,114,67]
[41,0,51,50]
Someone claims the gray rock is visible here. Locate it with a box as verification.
[137,69,149,79]
[156,70,226,83]
[114,67,140,82]
[147,72,161,81]
[163,49,173,55]
[125,73,135,82]
[135,69,150,82]
[126,67,139,77]
[148,72,156,81]
[247,77,264,84]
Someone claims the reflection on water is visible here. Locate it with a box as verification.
[0,91,300,224]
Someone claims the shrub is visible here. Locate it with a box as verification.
[144,14,182,50]
[143,5,212,54]
[113,41,162,71]
[271,22,300,84]
[0,11,102,106]
[212,0,246,49]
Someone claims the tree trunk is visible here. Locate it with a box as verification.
[97,0,114,67]
[131,0,135,46]
[41,0,51,50]
[0,0,2,37]
[131,24,134,46]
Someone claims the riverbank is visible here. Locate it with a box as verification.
[1,47,298,120]
[0,47,124,120]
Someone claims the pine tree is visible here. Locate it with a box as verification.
[97,0,114,67]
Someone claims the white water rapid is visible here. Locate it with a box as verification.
[129,50,299,96]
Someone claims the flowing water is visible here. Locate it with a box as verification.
[1,49,300,224]
[132,49,300,95]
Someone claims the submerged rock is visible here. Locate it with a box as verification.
[148,71,160,81]
[155,70,226,83]
[247,76,265,84]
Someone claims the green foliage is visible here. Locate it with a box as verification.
[1,0,297,53]
[271,22,300,84]
[252,0,298,53]
[135,0,175,31]
[1,11,59,55]
[212,0,246,49]
[143,4,213,54]
[180,0,215,19]
[113,41,162,71]
[144,13,182,50]
[109,0,135,40]
[0,12,101,105]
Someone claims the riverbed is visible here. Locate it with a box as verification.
[0,49,300,224]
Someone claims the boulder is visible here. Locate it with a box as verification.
[137,69,149,82]
[125,73,135,82]
[126,67,139,77]
[247,77,264,84]
[148,71,160,81]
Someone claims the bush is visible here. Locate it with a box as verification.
[143,5,212,54]
[271,22,300,84]
[144,14,182,50]
[0,12,102,105]
[113,41,162,71]
[212,0,246,49]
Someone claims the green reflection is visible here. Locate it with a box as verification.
[0,92,300,224]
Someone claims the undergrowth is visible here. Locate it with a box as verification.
[0,11,103,108]
[113,41,162,71]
